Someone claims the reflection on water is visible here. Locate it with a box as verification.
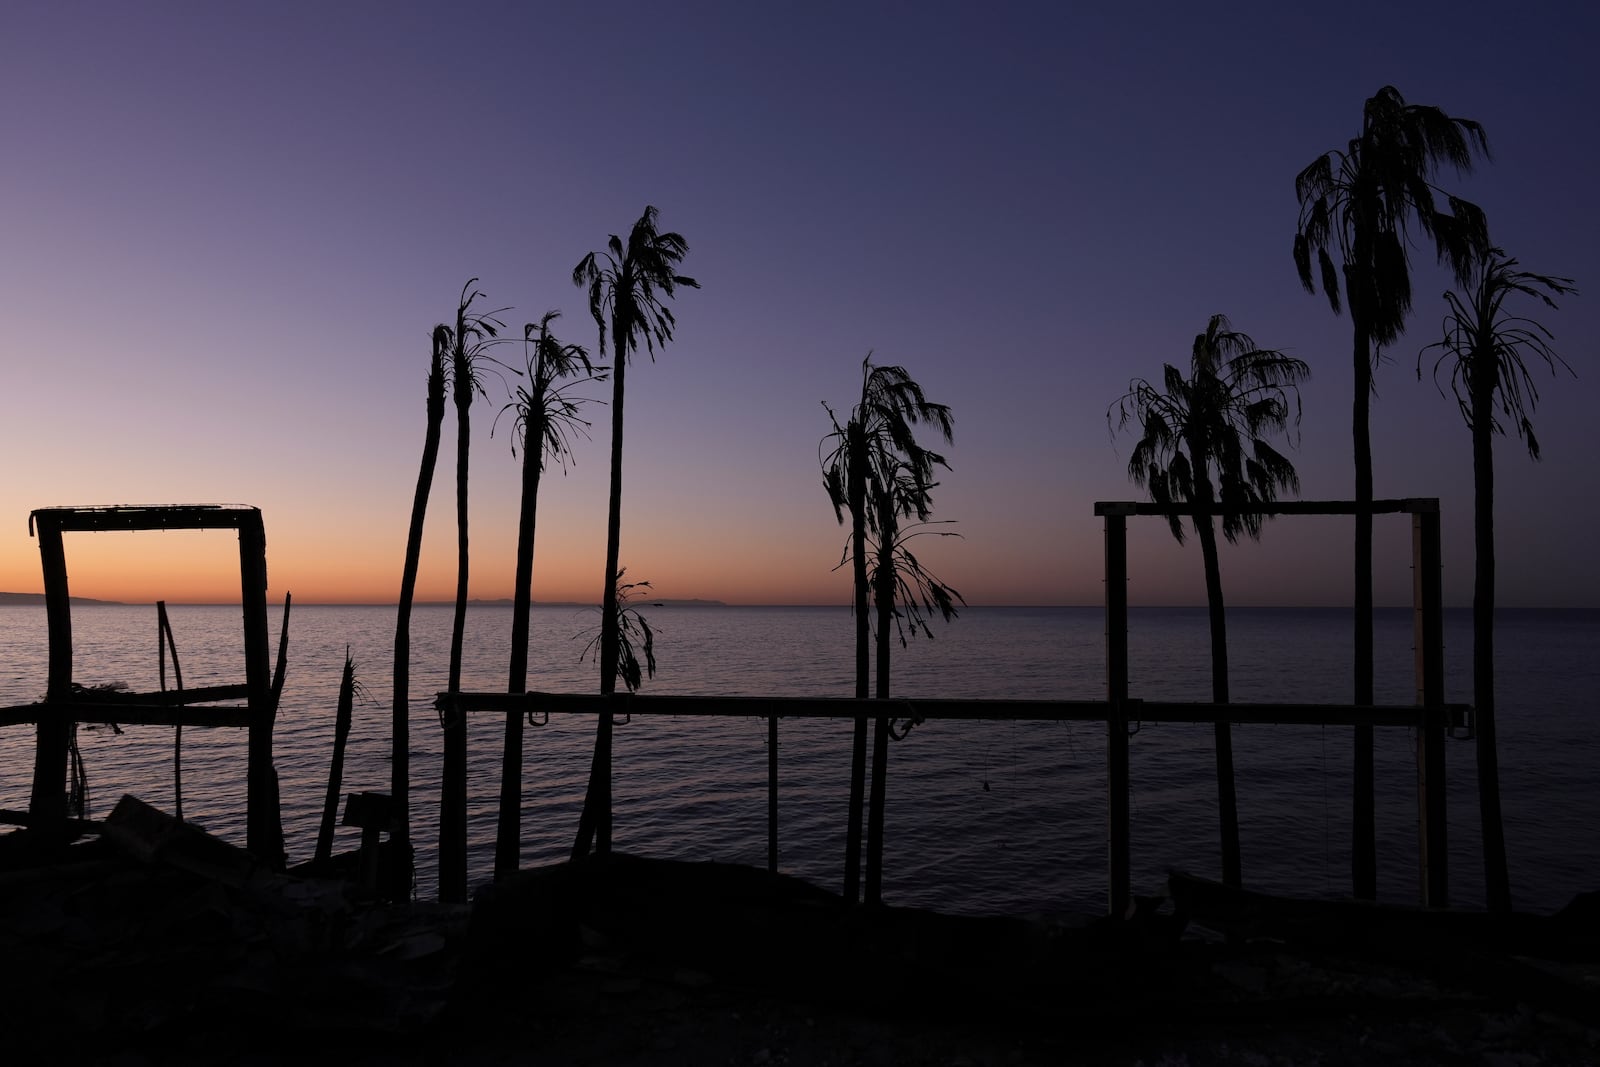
[1,605,1595,915]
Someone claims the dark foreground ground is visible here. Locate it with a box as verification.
[2,805,1597,1065]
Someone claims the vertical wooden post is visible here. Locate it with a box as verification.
[767,713,779,873]
[1104,510,1131,918]
[440,701,467,903]
[494,703,525,881]
[1412,503,1447,907]
[239,512,283,867]
[28,515,72,827]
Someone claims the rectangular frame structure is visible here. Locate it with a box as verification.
[1094,497,1451,914]
[20,505,282,863]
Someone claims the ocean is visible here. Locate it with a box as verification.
[1,603,1595,917]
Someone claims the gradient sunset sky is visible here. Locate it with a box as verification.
[2,2,1595,608]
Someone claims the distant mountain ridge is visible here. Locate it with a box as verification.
[0,592,125,606]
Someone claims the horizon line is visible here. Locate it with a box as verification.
[3,593,1590,612]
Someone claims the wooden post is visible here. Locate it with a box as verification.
[1412,504,1447,907]
[1104,510,1131,918]
[768,713,779,873]
[28,517,72,827]
[493,703,525,881]
[439,699,467,902]
[238,513,283,867]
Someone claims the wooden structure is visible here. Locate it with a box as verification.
[0,505,285,865]
[438,497,1464,917]
[1097,497,1455,915]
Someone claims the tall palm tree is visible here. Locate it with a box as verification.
[821,355,953,902]
[493,312,599,880]
[1421,250,1575,913]
[440,279,508,904]
[1293,85,1490,898]
[570,206,697,858]
[391,322,451,886]
[1111,314,1309,889]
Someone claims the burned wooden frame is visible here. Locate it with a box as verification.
[9,505,284,865]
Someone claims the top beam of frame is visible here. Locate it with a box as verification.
[29,504,262,535]
[1094,498,1438,517]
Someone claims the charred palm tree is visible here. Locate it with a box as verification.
[821,355,952,902]
[440,279,508,904]
[391,322,451,883]
[1111,314,1308,889]
[1421,250,1575,913]
[1294,85,1490,898]
[493,312,600,880]
[570,206,697,858]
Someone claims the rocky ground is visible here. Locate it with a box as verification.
[2,804,1597,1065]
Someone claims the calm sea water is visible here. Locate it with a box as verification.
[1,604,1595,916]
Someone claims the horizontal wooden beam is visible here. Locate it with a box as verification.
[1094,498,1438,517]
[0,702,253,728]
[59,684,252,706]
[438,691,1466,729]
[29,504,262,535]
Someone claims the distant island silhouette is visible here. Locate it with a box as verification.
[0,591,124,607]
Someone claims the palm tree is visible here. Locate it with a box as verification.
[1111,314,1309,889]
[821,355,953,902]
[391,322,451,885]
[440,279,508,904]
[570,206,697,858]
[1293,85,1490,898]
[1420,250,1576,913]
[493,312,599,880]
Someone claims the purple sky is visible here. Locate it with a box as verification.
[1,1,1596,607]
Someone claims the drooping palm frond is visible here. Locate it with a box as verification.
[1294,86,1492,346]
[577,570,657,694]
[573,205,700,366]
[441,278,515,402]
[1421,249,1577,459]
[820,354,954,534]
[494,311,606,472]
[1110,314,1309,544]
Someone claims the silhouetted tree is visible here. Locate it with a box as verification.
[1112,315,1308,889]
[441,279,508,903]
[570,206,697,857]
[1293,86,1489,898]
[392,322,451,884]
[1421,249,1576,913]
[822,355,953,903]
[493,312,599,880]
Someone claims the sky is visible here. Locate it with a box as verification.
[1,1,1596,608]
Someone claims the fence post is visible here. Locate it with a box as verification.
[768,714,779,873]
[238,512,284,868]
[1104,510,1131,918]
[1412,502,1447,907]
[28,516,72,827]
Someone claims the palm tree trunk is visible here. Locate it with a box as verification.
[497,412,544,880]
[1195,514,1241,888]
[391,370,443,885]
[1471,382,1512,912]
[1352,321,1376,901]
[573,331,625,859]
[865,533,895,906]
[843,424,869,902]
[440,387,471,904]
